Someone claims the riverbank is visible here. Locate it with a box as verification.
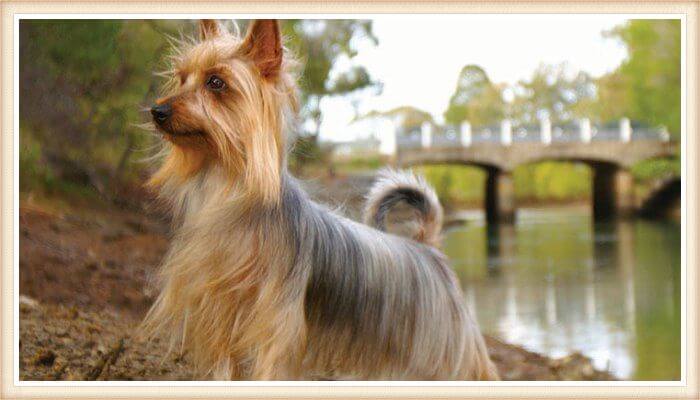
[18,190,615,381]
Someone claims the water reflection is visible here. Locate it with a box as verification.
[444,209,680,380]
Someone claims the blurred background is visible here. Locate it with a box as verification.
[19,17,681,381]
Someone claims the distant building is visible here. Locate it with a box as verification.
[326,114,397,159]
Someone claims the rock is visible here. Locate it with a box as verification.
[20,295,40,309]
[33,349,56,366]
[549,352,601,380]
[54,328,69,338]
[67,306,80,319]
[84,261,99,271]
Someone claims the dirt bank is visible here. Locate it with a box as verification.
[18,187,615,381]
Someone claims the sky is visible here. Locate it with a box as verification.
[318,15,630,142]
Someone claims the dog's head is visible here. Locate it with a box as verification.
[149,19,298,205]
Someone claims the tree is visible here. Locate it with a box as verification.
[20,20,178,197]
[358,106,434,130]
[602,20,681,137]
[281,20,381,139]
[510,64,596,125]
[444,65,506,126]
[591,71,630,123]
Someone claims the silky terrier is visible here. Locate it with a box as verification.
[141,19,498,381]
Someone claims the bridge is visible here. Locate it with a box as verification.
[394,118,677,223]
[638,175,681,219]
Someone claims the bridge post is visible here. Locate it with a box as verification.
[485,169,515,224]
[661,127,670,142]
[421,122,432,148]
[380,119,398,157]
[500,120,512,145]
[460,121,472,147]
[620,118,632,143]
[540,116,551,145]
[579,118,592,143]
[486,223,516,275]
[593,164,635,220]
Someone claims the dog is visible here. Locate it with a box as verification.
[141,19,499,381]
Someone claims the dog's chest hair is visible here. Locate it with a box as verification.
[168,168,231,223]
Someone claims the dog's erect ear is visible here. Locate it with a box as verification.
[239,19,282,80]
[199,19,224,41]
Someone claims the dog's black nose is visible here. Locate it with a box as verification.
[150,103,172,124]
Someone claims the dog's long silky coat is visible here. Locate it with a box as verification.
[141,19,499,380]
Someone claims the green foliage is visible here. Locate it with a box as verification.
[600,20,681,181]
[280,20,380,171]
[444,65,506,126]
[443,20,680,136]
[19,128,53,193]
[443,63,597,127]
[282,20,376,96]
[604,20,681,138]
[514,162,591,202]
[416,165,486,208]
[436,19,680,192]
[592,71,630,123]
[336,156,384,172]
[510,64,596,125]
[417,163,591,207]
[20,127,99,199]
[19,19,380,194]
[632,157,681,181]
[20,20,177,197]
[281,20,380,137]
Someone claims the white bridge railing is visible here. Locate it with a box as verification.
[396,118,670,150]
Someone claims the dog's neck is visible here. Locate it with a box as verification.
[162,163,286,229]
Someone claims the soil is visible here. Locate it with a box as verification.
[18,183,615,381]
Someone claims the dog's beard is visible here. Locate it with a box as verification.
[157,121,205,138]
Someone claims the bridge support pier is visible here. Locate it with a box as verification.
[593,165,635,220]
[485,169,515,224]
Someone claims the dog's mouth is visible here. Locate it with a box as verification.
[155,124,204,139]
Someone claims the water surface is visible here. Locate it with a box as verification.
[443,208,681,380]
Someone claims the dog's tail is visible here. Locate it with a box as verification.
[363,168,443,247]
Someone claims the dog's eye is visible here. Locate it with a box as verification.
[206,75,226,91]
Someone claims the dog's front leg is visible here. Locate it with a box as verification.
[247,294,308,380]
[250,317,307,380]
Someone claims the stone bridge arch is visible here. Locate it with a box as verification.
[396,157,515,223]
[638,176,681,218]
[396,141,678,223]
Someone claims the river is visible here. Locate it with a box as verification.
[443,207,681,380]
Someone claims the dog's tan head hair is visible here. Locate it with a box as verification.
[149,19,298,205]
